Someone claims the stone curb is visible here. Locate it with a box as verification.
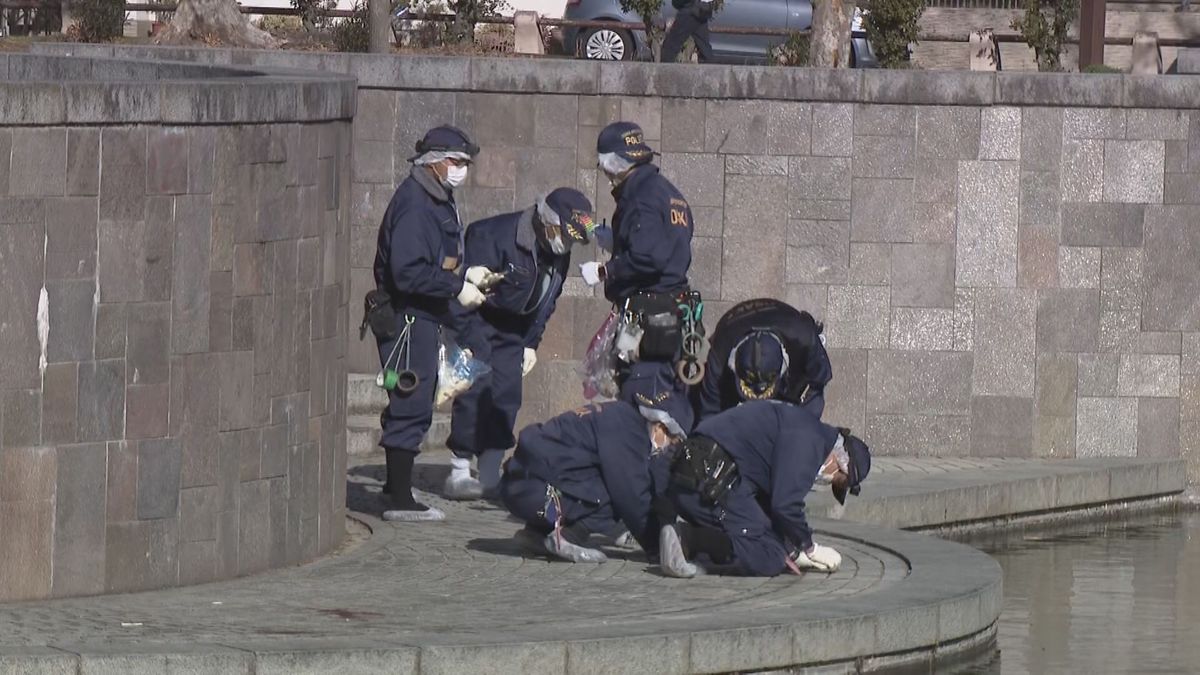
[29,42,1200,110]
[0,52,357,125]
[812,457,1187,530]
[0,518,1001,674]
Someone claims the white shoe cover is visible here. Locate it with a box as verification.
[543,533,607,563]
[443,472,483,500]
[659,525,700,578]
[382,506,446,522]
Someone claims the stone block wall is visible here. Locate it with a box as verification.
[31,45,1200,483]
[0,54,354,601]
[338,65,1200,482]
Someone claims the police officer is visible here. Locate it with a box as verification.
[658,400,871,578]
[371,125,485,523]
[580,121,695,403]
[660,0,715,63]
[500,386,693,563]
[442,188,598,500]
[693,298,832,425]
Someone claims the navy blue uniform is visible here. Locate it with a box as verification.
[604,165,694,403]
[694,299,833,425]
[373,167,466,451]
[500,402,667,553]
[604,164,693,304]
[669,400,838,577]
[448,207,569,458]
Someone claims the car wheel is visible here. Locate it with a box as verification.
[581,26,634,61]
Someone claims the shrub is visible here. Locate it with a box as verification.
[620,0,664,59]
[1082,63,1121,73]
[331,1,370,52]
[257,15,304,35]
[862,0,923,68]
[769,31,810,66]
[1011,0,1078,72]
[71,0,125,43]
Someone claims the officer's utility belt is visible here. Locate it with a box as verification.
[670,435,739,505]
[615,290,707,382]
[624,291,685,362]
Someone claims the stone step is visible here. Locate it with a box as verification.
[347,413,452,456]
[348,373,388,416]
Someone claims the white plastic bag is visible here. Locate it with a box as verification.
[435,335,491,407]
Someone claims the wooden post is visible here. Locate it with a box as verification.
[1078,0,1107,70]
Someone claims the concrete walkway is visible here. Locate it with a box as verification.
[0,455,1183,674]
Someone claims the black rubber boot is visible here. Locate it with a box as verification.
[382,448,444,522]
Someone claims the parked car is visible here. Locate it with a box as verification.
[563,0,881,66]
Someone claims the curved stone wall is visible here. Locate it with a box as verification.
[36,45,1200,486]
[0,53,354,601]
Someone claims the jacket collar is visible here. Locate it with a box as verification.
[611,163,658,201]
[515,205,538,254]
[411,165,451,203]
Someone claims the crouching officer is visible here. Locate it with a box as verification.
[693,298,832,426]
[443,188,598,500]
[658,400,871,578]
[580,121,698,403]
[368,125,485,522]
[499,386,693,563]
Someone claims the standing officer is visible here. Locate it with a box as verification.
[499,385,693,563]
[658,400,871,578]
[693,298,832,425]
[580,121,695,403]
[370,125,485,523]
[443,188,598,500]
[660,0,715,63]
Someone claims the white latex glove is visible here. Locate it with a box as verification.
[456,282,486,309]
[465,266,492,287]
[522,348,537,377]
[580,261,605,287]
[794,542,842,572]
[465,266,504,290]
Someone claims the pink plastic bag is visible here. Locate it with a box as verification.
[579,310,619,400]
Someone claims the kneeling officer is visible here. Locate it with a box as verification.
[500,387,693,563]
[693,298,832,425]
[659,400,871,578]
[444,188,598,500]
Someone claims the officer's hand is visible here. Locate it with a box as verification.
[794,543,841,573]
[522,348,537,377]
[456,282,486,309]
[466,266,504,291]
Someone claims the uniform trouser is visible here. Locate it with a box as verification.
[447,319,525,459]
[660,9,714,63]
[376,314,441,452]
[669,481,791,577]
[618,360,679,405]
[500,472,615,538]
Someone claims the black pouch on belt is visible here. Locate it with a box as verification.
[361,289,397,340]
[671,436,739,505]
[631,293,681,361]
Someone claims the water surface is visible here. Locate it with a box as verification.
[959,510,1200,675]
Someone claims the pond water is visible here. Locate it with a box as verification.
[957,509,1200,675]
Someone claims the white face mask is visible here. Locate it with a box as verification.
[444,165,468,188]
[548,235,567,255]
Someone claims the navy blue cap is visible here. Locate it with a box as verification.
[731,330,787,400]
[833,431,872,505]
[409,125,480,161]
[628,374,693,438]
[596,121,655,165]
[543,188,596,244]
